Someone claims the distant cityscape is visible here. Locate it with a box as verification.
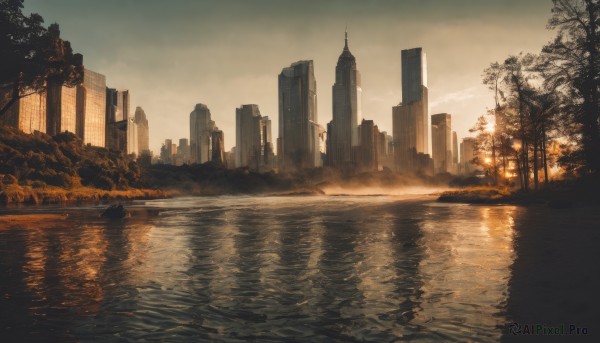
[0,51,151,163]
[1,32,479,176]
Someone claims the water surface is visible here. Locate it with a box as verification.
[0,195,518,342]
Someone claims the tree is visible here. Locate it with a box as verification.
[539,0,600,175]
[0,0,82,117]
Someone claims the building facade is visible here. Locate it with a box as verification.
[460,137,477,175]
[190,103,215,164]
[235,104,262,168]
[134,106,150,154]
[330,32,362,168]
[235,104,274,171]
[452,131,458,173]
[278,60,321,170]
[77,68,107,147]
[46,83,77,136]
[0,90,47,134]
[431,113,453,174]
[393,47,430,173]
[211,130,225,165]
[105,88,132,153]
[356,119,379,172]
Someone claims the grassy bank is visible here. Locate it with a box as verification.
[437,186,513,204]
[438,178,600,207]
[0,184,168,205]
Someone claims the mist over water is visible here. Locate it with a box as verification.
[319,185,449,197]
[0,195,516,342]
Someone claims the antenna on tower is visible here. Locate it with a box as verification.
[344,24,348,49]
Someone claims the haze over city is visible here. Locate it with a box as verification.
[23,0,554,153]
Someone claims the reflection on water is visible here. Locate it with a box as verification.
[0,196,518,341]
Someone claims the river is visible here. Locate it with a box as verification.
[0,194,596,342]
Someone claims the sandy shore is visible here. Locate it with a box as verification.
[503,203,600,342]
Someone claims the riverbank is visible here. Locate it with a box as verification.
[0,184,168,206]
[437,178,600,208]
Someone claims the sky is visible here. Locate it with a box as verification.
[24,0,556,154]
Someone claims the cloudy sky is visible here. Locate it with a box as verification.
[24,0,555,153]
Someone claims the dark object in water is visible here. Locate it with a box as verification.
[101,204,128,219]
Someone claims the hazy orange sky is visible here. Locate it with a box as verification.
[24,0,555,153]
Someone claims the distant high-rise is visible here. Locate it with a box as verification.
[278,60,321,170]
[211,130,225,164]
[134,106,150,154]
[393,47,429,172]
[126,116,138,156]
[330,31,362,168]
[235,104,273,171]
[0,90,46,134]
[357,119,379,172]
[190,103,215,164]
[236,104,262,168]
[431,113,452,174]
[46,83,77,136]
[161,139,173,164]
[378,131,394,170]
[452,131,458,173]
[460,137,477,175]
[77,68,107,147]
[176,138,189,165]
[105,88,133,153]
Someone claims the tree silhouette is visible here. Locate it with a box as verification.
[539,0,600,175]
[0,0,82,117]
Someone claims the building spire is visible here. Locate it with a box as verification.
[344,26,348,50]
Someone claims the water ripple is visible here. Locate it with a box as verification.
[0,196,517,342]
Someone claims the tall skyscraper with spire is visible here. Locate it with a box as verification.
[329,30,362,168]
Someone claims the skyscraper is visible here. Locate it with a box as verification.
[190,103,215,164]
[77,68,107,147]
[46,83,77,136]
[460,137,477,175]
[161,139,173,164]
[211,130,225,165]
[134,106,150,154]
[452,131,458,173]
[330,31,362,168]
[393,47,429,172]
[235,104,274,171]
[126,116,138,156]
[0,90,46,134]
[431,113,452,174]
[176,138,190,165]
[357,119,379,171]
[278,60,320,170]
[105,88,131,153]
[236,104,262,168]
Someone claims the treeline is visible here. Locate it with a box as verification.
[0,126,141,190]
[140,163,475,196]
[472,0,600,191]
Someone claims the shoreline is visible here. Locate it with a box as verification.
[436,182,600,209]
[0,184,169,206]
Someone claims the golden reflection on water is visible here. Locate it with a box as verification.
[415,204,517,339]
[208,209,240,308]
[57,224,107,311]
[19,218,153,317]
[3,198,520,341]
[23,228,49,303]
[355,214,396,318]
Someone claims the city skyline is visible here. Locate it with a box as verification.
[22,0,555,154]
